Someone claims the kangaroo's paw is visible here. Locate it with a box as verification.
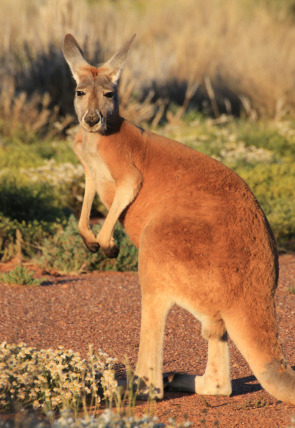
[83,240,100,253]
[102,244,119,258]
[80,231,100,253]
[164,373,232,396]
[97,234,119,258]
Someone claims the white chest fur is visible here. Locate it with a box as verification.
[76,133,115,198]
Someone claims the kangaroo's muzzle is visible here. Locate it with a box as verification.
[83,109,101,127]
[81,109,106,133]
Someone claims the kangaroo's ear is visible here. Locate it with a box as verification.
[63,34,90,80]
[102,34,136,84]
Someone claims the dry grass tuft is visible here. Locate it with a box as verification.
[0,0,295,134]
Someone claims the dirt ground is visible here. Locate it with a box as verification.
[0,254,295,427]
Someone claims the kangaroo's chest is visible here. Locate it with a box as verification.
[75,134,115,207]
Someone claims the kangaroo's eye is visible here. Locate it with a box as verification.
[76,90,86,97]
[104,92,114,99]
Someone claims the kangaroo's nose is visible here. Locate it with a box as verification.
[84,111,101,127]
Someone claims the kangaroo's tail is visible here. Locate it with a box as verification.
[223,296,295,405]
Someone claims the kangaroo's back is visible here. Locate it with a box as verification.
[119,122,277,271]
[63,33,295,405]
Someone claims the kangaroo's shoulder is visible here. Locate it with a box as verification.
[117,120,247,189]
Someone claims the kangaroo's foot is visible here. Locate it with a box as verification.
[165,333,232,396]
[116,377,162,400]
[195,373,232,396]
[164,373,195,393]
[164,373,232,396]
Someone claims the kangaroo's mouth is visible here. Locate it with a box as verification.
[81,118,107,134]
[81,110,108,134]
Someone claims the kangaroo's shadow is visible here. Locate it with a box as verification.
[231,365,295,397]
[115,371,264,404]
[40,278,82,287]
[231,374,262,396]
[160,373,263,403]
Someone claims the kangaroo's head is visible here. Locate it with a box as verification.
[63,34,135,134]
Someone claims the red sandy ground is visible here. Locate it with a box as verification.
[0,254,295,427]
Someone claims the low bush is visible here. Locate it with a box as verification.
[0,342,190,427]
[0,265,42,286]
[238,162,295,251]
[0,178,68,224]
[0,215,60,261]
[235,121,295,158]
[0,342,115,416]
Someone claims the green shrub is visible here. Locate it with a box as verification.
[0,137,107,221]
[0,265,42,286]
[0,216,19,260]
[0,178,68,223]
[0,172,69,261]
[237,162,295,250]
[0,215,60,261]
[235,121,295,157]
[0,138,78,170]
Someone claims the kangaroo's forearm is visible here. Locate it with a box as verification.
[97,170,142,250]
[78,175,98,252]
[79,177,96,231]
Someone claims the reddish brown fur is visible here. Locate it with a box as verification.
[64,34,295,403]
[81,66,111,79]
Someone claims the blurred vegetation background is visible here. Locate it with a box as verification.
[0,0,295,272]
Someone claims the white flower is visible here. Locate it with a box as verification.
[33,400,40,409]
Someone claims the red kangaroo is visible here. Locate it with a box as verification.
[63,33,295,402]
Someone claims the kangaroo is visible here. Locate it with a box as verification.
[63,33,295,403]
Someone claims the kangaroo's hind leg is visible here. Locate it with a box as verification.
[166,317,232,396]
[134,224,174,399]
[134,291,172,399]
[196,319,232,395]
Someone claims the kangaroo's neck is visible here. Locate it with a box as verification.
[103,115,125,136]
[81,116,144,145]
[80,117,148,179]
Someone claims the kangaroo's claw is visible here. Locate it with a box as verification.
[103,245,119,258]
[82,237,100,253]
